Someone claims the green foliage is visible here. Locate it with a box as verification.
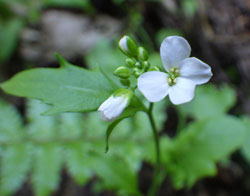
[240,116,250,162]
[156,29,183,47]
[1,55,120,115]
[0,37,248,195]
[181,0,198,17]
[162,115,246,189]
[43,0,91,9]
[178,84,236,120]
[0,98,167,195]
[0,19,23,64]
[0,99,30,195]
[32,144,63,196]
[0,144,31,195]
[86,40,124,85]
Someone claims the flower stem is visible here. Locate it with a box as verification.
[147,103,162,196]
[148,103,160,165]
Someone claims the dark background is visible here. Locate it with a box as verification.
[1,0,250,195]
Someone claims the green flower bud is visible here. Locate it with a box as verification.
[133,68,143,78]
[118,35,138,57]
[142,61,150,70]
[114,66,131,79]
[137,47,149,61]
[125,58,136,67]
[120,79,131,87]
[135,62,142,68]
[148,66,160,71]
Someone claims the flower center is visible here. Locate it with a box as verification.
[167,67,180,86]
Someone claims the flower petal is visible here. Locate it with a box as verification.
[160,36,191,70]
[138,71,169,102]
[169,78,196,105]
[119,36,129,52]
[179,57,213,85]
[98,96,128,121]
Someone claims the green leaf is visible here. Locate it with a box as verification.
[240,116,250,162]
[32,144,63,196]
[163,115,246,189]
[105,118,126,153]
[0,144,31,195]
[0,98,23,141]
[90,154,140,196]
[1,56,118,115]
[0,97,168,195]
[66,142,93,185]
[178,85,236,120]
[0,99,29,195]
[105,98,146,153]
[27,99,58,139]
[59,112,83,138]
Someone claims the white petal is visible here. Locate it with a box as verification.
[119,36,129,52]
[160,36,191,70]
[169,78,196,105]
[179,57,213,85]
[98,96,128,121]
[138,71,169,102]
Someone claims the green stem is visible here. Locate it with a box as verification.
[148,103,160,165]
[147,103,162,196]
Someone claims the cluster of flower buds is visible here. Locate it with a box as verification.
[114,35,158,87]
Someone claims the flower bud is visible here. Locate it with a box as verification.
[137,47,149,61]
[120,78,131,87]
[118,35,138,57]
[142,61,150,70]
[135,62,142,68]
[114,66,131,79]
[98,89,133,121]
[125,58,136,67]
[133,68,144,78]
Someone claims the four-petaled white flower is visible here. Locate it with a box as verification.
[138,36,213,105]
[98,89,133,121]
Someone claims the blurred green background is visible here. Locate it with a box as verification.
[1,0,250,195]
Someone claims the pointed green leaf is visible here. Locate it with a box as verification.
[1,57,118,115]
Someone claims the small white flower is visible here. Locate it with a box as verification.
[138,36,212,105]
[98,89,133,121]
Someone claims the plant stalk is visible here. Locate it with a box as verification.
[148,103,160,165]
[147,103,162,196]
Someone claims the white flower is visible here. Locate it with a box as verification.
[98,89,133,121]
[138,36,212,105]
